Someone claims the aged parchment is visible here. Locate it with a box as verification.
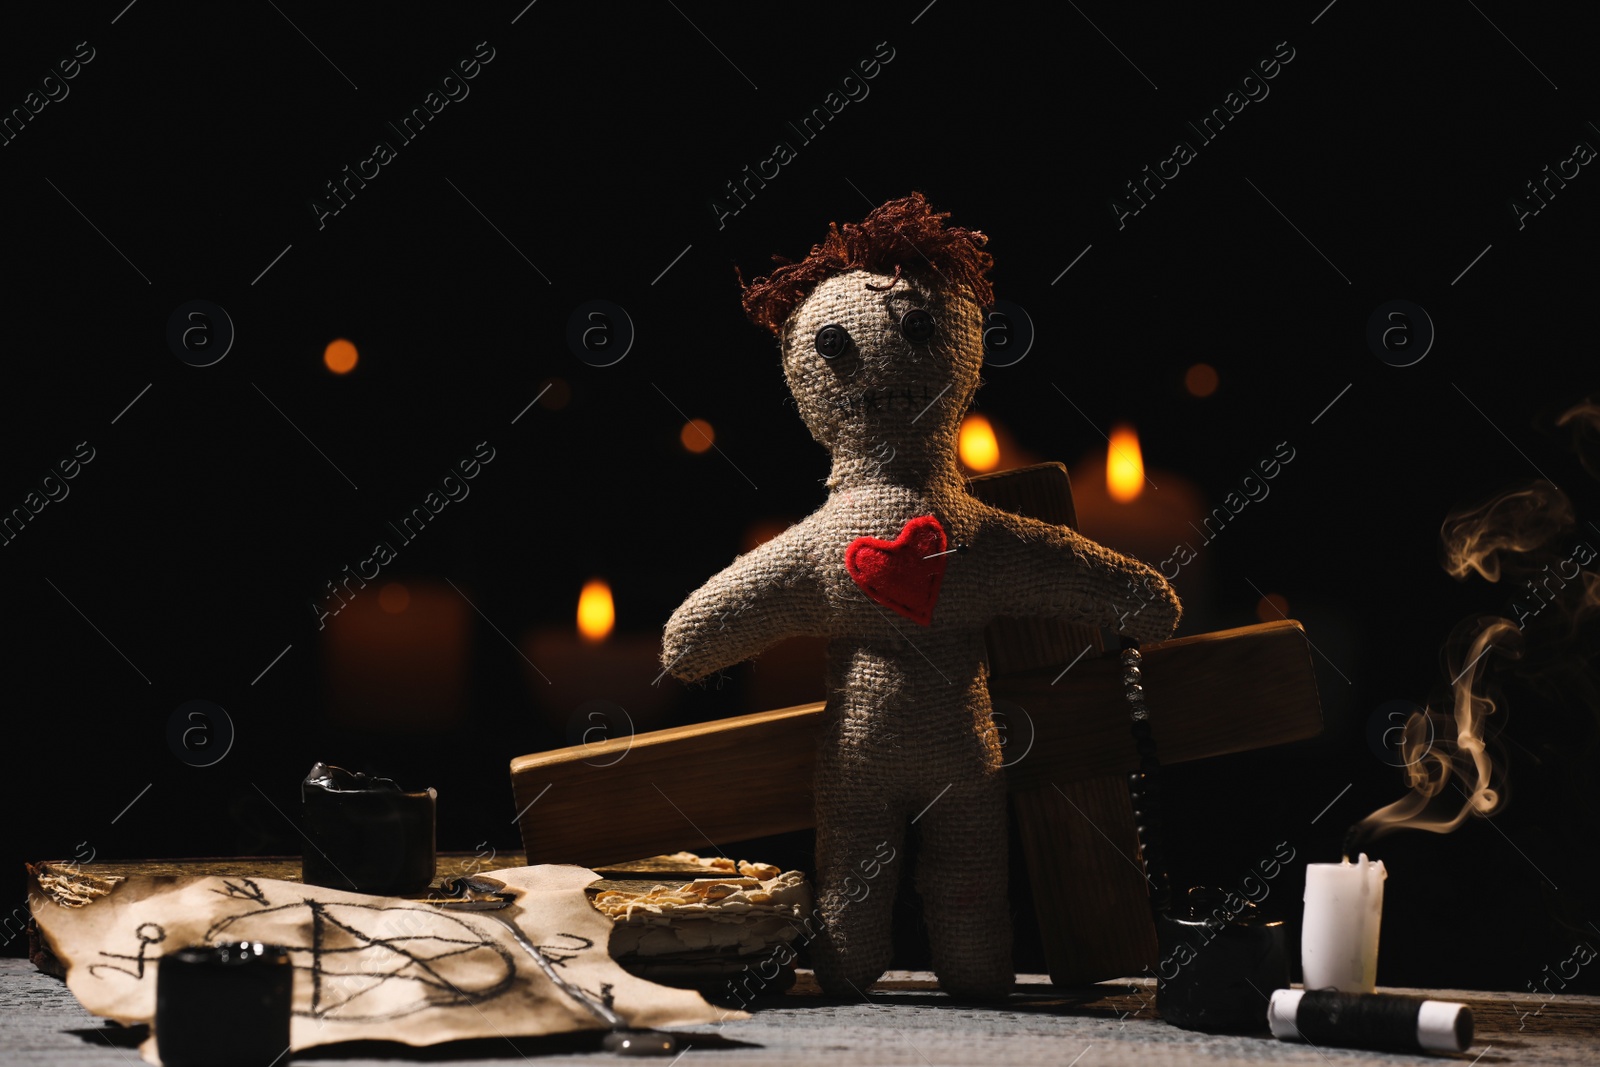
[29,864,743,1064]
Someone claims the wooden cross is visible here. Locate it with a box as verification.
[510,462,1322,985]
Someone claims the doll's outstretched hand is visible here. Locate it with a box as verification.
[973,509,1183,640]
[1111,565,1182,643]
[660,522,827,683]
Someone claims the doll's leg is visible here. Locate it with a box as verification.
[914,774,1014,999]
[808,788,907,997]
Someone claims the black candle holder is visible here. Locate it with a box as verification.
[155,942,293,1067]
[301,762,436,894]
[1154,887,1289,1033]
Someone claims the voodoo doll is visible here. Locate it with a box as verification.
[661,194,1181,998]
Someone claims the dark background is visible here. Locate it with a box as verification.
[4,0,1597,995]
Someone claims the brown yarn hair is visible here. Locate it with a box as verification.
[740,192,994,335]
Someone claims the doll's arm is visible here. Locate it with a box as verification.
[661,524,828,683]
[974,508,1181,641]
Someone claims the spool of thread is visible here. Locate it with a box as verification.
[1268,988,1472,1054]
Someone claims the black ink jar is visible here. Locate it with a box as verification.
[301,762,436,894]
[155,941,293,1067]
[1154,887,1289,1033]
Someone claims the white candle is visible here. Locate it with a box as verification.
[1301,852,1386,992]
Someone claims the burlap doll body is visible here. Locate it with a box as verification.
[662,195,1180,998]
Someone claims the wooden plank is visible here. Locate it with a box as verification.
[23,854,528,889]
[968,462,1079,527]
[512,703,821,867]
[1013,780,1158,985]
[511,620,1320,866]
[969,465,1321,982]
[995,619,1320,791]
[972,462,1148,985]
[969,463,1103,677]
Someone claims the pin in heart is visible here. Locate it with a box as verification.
[844,515,949,626]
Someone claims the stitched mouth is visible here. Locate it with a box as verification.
[832,383,948,415]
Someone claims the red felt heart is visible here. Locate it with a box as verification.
[844,515,948,626]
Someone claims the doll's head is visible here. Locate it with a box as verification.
[741,194,994,473]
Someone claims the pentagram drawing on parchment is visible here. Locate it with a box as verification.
[204,887,518,1022]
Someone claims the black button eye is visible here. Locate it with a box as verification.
[815,324,849,359]
[900,308,936,343]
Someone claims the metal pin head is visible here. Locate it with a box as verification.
[602,1029,679,1055]
[427,875,516,909]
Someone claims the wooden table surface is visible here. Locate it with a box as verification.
[4,961,1597,1066]
[17,858,1600,1063]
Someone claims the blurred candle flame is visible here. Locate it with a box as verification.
[577,578,614,643]
[959,414,1000,471]
[1107,424,1144,503]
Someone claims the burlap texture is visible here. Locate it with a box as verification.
[663,268,1181,998]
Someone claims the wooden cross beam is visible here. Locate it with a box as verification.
[510,462,1323,985]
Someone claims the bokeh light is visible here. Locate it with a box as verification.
[378,582,409,614]
[324,338,358,374]
[958,414,1000,471]
[1185,363,1219,397]
[577,578,615,643]
[1256,592,1290,622]
[1106,424,1144,503]
[680,418,715,453]
[539,378,572,410]
[742,518,792,554]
